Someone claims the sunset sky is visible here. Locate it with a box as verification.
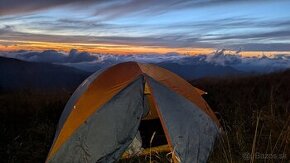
[1,0,290,56]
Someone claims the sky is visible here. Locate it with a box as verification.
[1,0,290,56]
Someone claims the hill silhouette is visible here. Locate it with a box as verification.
[0,56,90,92]
[158,62,243,80]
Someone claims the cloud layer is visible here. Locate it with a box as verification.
[0,0,262,16]
[1,49,289,74]
[0,0,97,16]
[0,49,97,63]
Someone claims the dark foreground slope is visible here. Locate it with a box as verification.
[191,69,290,162]
[0,56,90,91]
[0,68,289,162]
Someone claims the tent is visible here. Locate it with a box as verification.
[46,62,221,163]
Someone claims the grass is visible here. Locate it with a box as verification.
[0,90,71,163]
[1,70,289,162]
[192,70,290,162]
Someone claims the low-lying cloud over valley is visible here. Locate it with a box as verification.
[1,49,289,79]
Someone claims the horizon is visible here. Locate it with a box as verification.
[1,0,290,56]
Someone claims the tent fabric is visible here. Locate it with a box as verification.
[54,69,107,142]
[137,63,220,126]
[46,62,221,163]
[48,77,145,163]
[47,63,143,159]
[147,77,219,163]
[142,82,159,120]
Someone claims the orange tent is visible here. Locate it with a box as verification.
[46,62,221,163]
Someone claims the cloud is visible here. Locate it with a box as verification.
[229,43,290,52]
[0,49,190,71]
[67,49,96,63]
[205,49,242,66]
[0,0,98,16]
[0,49,97,63]
[92,0,266,20]
[1,49,289,74]
[202,50,290,72]
[0,0,263,17]
[205,30,290,41]
[0,49,187,65]
[0,25,15,34]
[2,15,290,51]
[0,25,210,48]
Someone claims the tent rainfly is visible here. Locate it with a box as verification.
[46,62,221,163]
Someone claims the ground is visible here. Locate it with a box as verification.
[0,70,289,162]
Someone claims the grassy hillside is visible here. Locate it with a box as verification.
[191,69,290,162]
[0,91,70,162]
[0,69,289,162]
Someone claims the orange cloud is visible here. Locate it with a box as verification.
[0,40,289,57]
[0,40,214,55]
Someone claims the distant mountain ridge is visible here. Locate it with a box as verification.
[0,57,90,91]
[157,62,243,80]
